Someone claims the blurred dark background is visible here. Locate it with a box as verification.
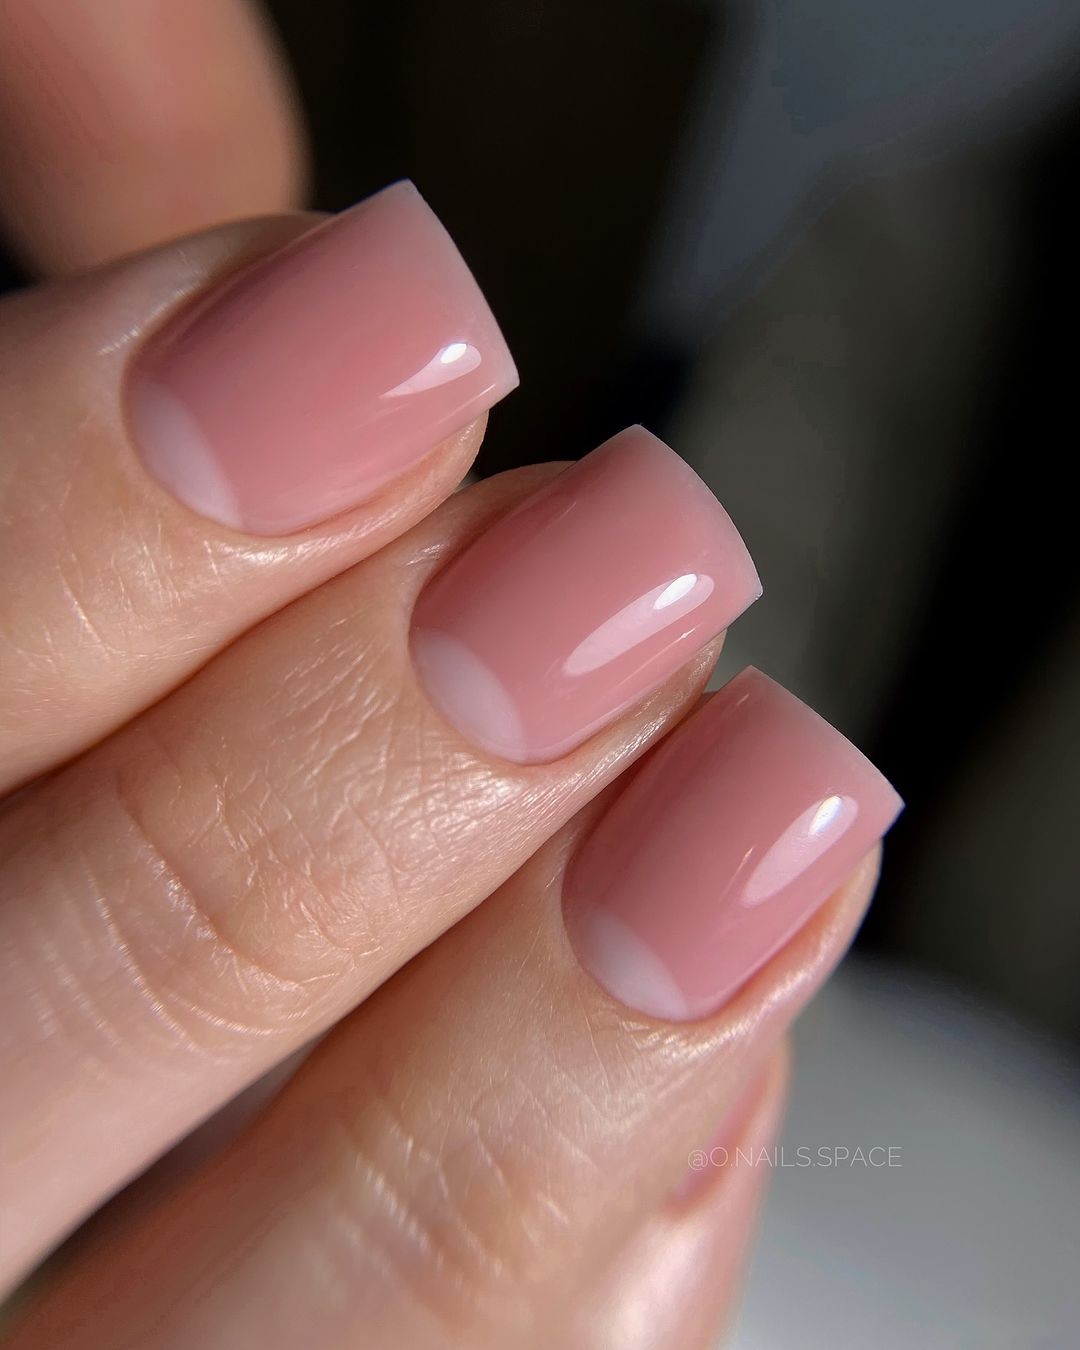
[256,0,1080,1042]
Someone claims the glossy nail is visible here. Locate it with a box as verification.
[411,426,762,763]
[564,668,903,1021]
[128,181,518,534]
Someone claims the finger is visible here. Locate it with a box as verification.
[5,676,897,1347]
[0,428,757,1284]
[0,0,304,275]
[567,1047,788,1350]
[32,1050,787,1350]
[0,182,517,790]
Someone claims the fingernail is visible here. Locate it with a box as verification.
[127,181,518,534]
[564,668,903,1021]
[410,426,762,763]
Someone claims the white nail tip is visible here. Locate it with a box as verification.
[130,379,244,529]
[411,628,528,762]
[573,907,692,1021]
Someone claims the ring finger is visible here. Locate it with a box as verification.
[5,671,898,1347]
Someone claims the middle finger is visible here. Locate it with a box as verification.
[0,426,759,1288]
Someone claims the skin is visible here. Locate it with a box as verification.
[0,5,880,1344]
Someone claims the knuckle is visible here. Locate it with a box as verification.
[89,638,498,1040]
[106,750,333,1042]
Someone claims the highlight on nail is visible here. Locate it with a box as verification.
[563,667,903,1021]
[411,425,762,763]
[128,181,518,535]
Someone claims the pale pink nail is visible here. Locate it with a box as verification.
[564,668,903,1021]
[410,426,762,764]
[127,181,518,534]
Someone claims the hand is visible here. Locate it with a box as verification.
[0,6,900,1345]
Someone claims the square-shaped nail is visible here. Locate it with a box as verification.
[410,426,762,763]
[564,668,903,1021]
[127,181,518,534]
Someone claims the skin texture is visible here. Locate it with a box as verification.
[0,5,895,1344]
[0,218,491,790]
[0,464,721,1286]
[567,1048,790,1350]
[5,825,871,1348]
